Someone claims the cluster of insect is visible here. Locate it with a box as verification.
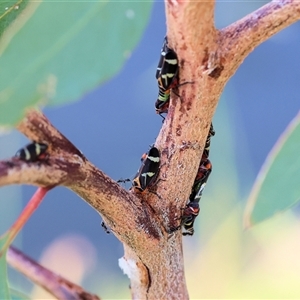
[13,37,214,236]
[120,37,215,236]
[180,124,214,235]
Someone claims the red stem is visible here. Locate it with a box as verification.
[0,187,51,255]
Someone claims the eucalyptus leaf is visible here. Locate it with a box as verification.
[0,1,29,38]
[0,1,152,125]
[10,288,30,300]
[244,111,300,227]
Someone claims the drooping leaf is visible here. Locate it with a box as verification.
[244,111,300,227]
[10,289,30,300]
[0,1,152,125]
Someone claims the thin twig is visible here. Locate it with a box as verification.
[7,246,101,300]
[0,187,51,256]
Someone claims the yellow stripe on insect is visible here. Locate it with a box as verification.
[35,143,42,155]
[165,58,178,65]
[24,148,30,160]
[147,156,159,163]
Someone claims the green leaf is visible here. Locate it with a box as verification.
[0,238,11,300]
[10,288,30,300]
[244,111,300,227]
[0,1,152,125]
[0,1,29,38]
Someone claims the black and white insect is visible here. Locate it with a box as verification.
[132,146,160,192]
[181,125,215,236]
[156,43,179,90]
[203,123,215,159]
[15,142,48,162]
[181,202,200,236]
[155,37,179,115]
[181,158,212,236]
[188,158,212,203]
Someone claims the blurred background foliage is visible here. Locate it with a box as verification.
[0,0,300,299]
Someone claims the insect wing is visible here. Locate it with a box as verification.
[155,99,170,115]
[159,49,179,90]
[155,37,168,79]
[190,158,212,201]
[15,142,48,162]
[203,123,215,157]
[133,147,160,191]
[155,48,166,80]
[182,124,215,236]
[132,152,149,190]
[181,202,200,236]
[140,147,160,190]
[209,123,215,137]
[155,86,171,114]
[15,148,27,161]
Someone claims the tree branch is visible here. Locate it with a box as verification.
[1,110,161,247]
[1,110,183,298]
[7,246,100,300]
[152,1,300,297]
[220,0,300,80]
[157,0,300,218]
[154,0,218,233]
[155,0,217,220]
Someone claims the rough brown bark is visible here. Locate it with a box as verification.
[1,1,300,299]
